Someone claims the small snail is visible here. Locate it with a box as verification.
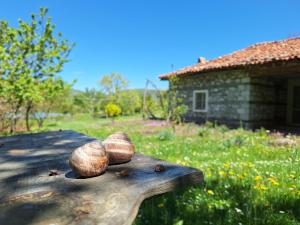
[69,140,108,177]
[103,132,135,165]
[154,164,166,173]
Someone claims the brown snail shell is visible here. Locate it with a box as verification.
[103,132,135,165]
[69,140,108,177]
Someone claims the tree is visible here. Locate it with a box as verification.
[105,103,121,123]
[99,73,128,103]
[118,90,142,115]
[52,89,76,115]
[83,88,106,117]
[33,77,73,128]
[0,21,37,132]
[0,8,74,132]
[142,79,167,120]
[0,97,10,132]
[72,88,105,116]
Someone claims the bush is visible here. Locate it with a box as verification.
[105,103,121,120]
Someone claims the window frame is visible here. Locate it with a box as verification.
[193,90,209,112]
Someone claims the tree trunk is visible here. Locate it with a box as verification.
[10,102,21,133]
[142,80,149,120]
[10,112,18,133]
[25,101,33,131]
[33,109,49,129]
[38,119,43,128]
[10,117,14,133]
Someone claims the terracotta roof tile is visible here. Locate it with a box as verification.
[159,37,300,80]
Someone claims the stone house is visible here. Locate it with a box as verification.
[159,38,300,129]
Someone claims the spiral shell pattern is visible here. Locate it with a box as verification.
[103,132,135,165]
[69,140,109,177]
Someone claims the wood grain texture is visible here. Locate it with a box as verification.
[0,130,204,225]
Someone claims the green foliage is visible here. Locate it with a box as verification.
[167,76,188,126]
[143,94,161,117]
[99,72,128,102]
[118,90,142,115]
[216,124,230,133]
[221,135,247,150]
[98,73,145,116]
[105,103,122,118]
[198,126,211,137]
[198,122,229,137]
[157,130,174,141]
[48,86,144,118]
[169,104,188,124]
[0,7,73,132]
[204,121,216,128]
[142,79,168,120]
[72,88,106,116]
[33,77,73,127]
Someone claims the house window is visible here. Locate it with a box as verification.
[193,90,208,112]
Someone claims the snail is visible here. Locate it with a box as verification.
[154,164,166,172]
[103,132,135,165]
[69,140,109,177]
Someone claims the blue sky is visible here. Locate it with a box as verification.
[1,0,300,90]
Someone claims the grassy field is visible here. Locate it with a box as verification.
[33,114,300,224]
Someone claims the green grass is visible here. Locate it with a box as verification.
[33,114,300,224]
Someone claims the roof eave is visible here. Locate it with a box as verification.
[159,58,300,80]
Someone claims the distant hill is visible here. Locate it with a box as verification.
[70,88,167,97]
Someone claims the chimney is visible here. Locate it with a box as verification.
[198,57,206,64]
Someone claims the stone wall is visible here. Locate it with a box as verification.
[169,62,300,129]
[172,69,252,128]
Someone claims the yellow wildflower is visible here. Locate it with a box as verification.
[260,185,268,191]
[254,176,262,181]
[254,183,268,191]
[268,177,279,186]
[219,170,226,176]
[207,190,214,195]
[223,163,230,169]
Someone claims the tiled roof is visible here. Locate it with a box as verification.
[159,37,300,80]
